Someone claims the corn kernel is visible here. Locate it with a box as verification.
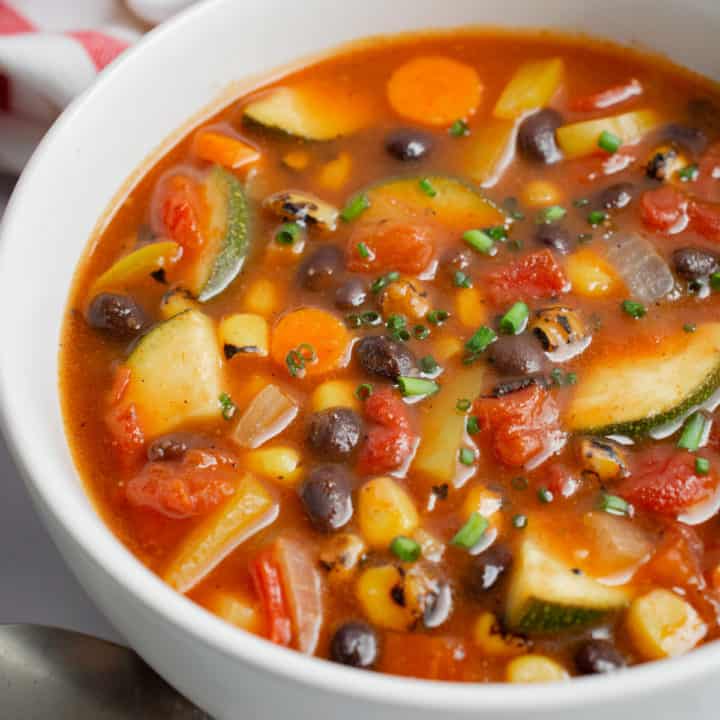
[243,278,280,316]
[317,152,352,191]
[566,249,621,297]
[358,476,419,548]
[311,380,361,413]
[264,234,306,265]
[244,445,302,486]
[473,613,528,657]
[507,655,568,683]
[626,589,707,660]
[204,590,263,633]
[320,533,366,581]
[356,565,413,630]
[433,336,463,362]
[462,485,504,534]
[380,278,430,321]
[219,313,269,357]
[455,287,488,328]
[521,180,564,209]
[282,150,311,171]
[160,288,198,320]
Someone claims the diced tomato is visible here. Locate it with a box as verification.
[619,448,714,514]
[160,175,205,250]
[125,448,237,519]
[357,387,415,475]
[379,633,467,680]
[689,199,720,241]
[545,463,582,499]
[105,402,145,472]
[250,550,293,647]
[569,78,643,112]
[639,185,687,231]
[473,384,561,467]
[643,524,705,591]
[347,222,433,274]
[485,250,568,305]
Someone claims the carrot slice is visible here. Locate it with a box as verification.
[387,55,482,127]
[270,308,350,378]
[192,130,260,169]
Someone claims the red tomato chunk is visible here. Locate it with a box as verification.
[486,250,568,304]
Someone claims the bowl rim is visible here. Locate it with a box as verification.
[2,0,720,711]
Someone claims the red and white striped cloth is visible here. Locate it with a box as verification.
[0,0,196,211]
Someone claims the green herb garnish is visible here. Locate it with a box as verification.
[463,228,495,255]
[622,300,647,319]
[598,493,631,517]
[341,192,370,222]
[275,222,301,245]
[451,512,488,549]
[419,178,437,197]
[537,205,566,224]
[371,270,400,294]
[390,536,422,563]
[397,376,440,397]
[499,302,530,335]
[598,130,622,154]
[449,119,470,137]
[678,412,708,452]
[218,392,237,421]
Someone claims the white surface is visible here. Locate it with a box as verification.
[2,1,720,719]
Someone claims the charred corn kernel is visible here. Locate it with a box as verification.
[521,179,564,208]
[282,149,311,171]
[311,379,361,413]
[473,613,528,657]
[646,144,688,182]
[219,313,269,357]
[463,485,504,534]
[530,306,586,353]
[455,287,488,328]
[317,152,352,191]
[356,565,413,630]
[160,288,198,319]
[507,655,569,683]
[380,278,430,321]
[320,533,366,581]
[576,437,628,481]
[433,336,463,362]
[205,590,263,632]
[243,278,280,316]
[566,249,620,297]
[244,446,301,486]
[627,589,707,660]
[358,476,419,548]
[412,528,445,563]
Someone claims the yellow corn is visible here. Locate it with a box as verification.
[320,533,367,581]
[494,58,565,120]
[473,613,528,657]
[311,380,361,413]
[317,152,352,191]
[160,288,198,320]
[566,249,621,297]
[507,655,569,683]
[358,476,419,548]
[218,313,269,357]
[380,278,430,321]
[455,287,488,328]
[244,446,302,487]
[243,278,280,316]
[356,565,413,631]
[521,180,564,209]
[205,590,263,632]
[433,336,463,362]
[282,149,311,171]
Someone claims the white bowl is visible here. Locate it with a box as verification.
[2,1,720,718]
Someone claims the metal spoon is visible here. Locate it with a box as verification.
[0,624,210,719]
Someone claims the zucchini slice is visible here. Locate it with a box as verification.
[191,166,251,302]
[567,323,720,437]
[125,310,224,437]
[362,175,506,231]
[506,537,630,634]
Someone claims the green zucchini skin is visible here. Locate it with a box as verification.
[198,166,251,302]
[514,602,605,634]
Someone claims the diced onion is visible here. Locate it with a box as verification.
[234,385,298,448]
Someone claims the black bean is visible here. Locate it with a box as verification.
[356,335,416,380]
[466,545,513,598]
[490,375,548,397]
[517,109,563,164]
[574,639,626,675]
[330,622,378,669]
[534,223,572,254]
[299,464,353,532]
[597,182,635,210]
[147,435,190,462]
[86,293,147,340]
[385,128,433,161]
[673,247,720,280]
[297,245,344,291]
[308,408,362,460]
[335,277,367,309]
[486,334,548,376]
[660,123,708,156]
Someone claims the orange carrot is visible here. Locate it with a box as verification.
[387,55,482,127]
[270,308,350,378]
[192,129,260,169]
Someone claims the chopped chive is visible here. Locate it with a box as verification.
[710,272,720,291]
[537,205,566,224]
[511,476,529,491]
[286,350,304,377]
[453,270,473,288]
[275,222,301,244]
[684,323,697,333]
[451,512,488,549]
[537,487,554,504]
[486,225,508,241]
[678,412,708,452]
[397,376,439,397]
[449,119,470,137]
[463,228,495,255]
[588,210,607,226]
[464,325,497,364]
[598,130,622,154]
[512,514,528,529]
[360,310,381,326]
[218,392,236,421]
[621,299,647,319]
[419,355,439,374]
[456,398,472,412]
[413,324,430,340]
[390,535,422,562]
[426,309,450,326]
[419,178,437,197]
[371,270,400,293]
[565,371,578,385]
[499,302,530,335]
[696,457,711,475]
[357,241,371,259]
[598,493,631,517]
[678,163,699,183]
[355,383,373,401]
[341,192,370,222]
[573,198,590,208]
[386,314,407,331]
[458,447,476,466]
[466,416,480,435]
